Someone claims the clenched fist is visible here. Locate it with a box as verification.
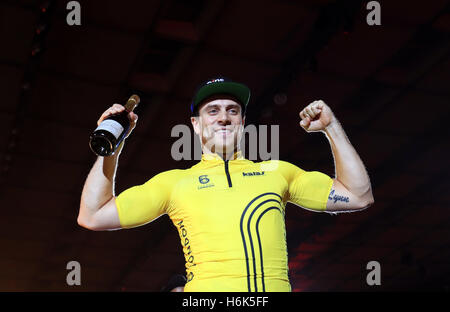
[299,100,336,132]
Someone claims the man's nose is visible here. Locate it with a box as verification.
[217,109,230,124]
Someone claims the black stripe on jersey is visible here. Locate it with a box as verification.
[247,201,280,292]
[256,207,281,292]
[240,192,282,292]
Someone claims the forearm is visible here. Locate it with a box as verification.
[324,119,373,200]
[78,144,123,222]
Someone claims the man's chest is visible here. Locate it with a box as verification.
[170,167,287,225]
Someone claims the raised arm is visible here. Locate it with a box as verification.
[299,100,374,213]
[78,104,138,230]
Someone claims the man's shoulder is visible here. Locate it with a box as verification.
[256,159,294,171]
[145,168,186,183]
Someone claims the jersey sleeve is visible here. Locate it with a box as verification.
[276,160,333,211]
[115,170,178,229]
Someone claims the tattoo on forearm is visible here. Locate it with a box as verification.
[328,189,350,204]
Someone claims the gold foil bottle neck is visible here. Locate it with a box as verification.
[124,94,140,112]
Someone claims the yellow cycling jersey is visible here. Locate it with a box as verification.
[115,151,333,292]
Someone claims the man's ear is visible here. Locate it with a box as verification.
[191,116,200,135]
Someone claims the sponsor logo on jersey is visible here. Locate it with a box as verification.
[242,171,265,177]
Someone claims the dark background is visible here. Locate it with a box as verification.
[0,0,449,292]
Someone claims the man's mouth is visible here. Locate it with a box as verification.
[215,128,233,134]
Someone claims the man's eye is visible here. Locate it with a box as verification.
[209,109,217,114]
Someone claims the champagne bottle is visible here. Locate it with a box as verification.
[89,95,140,156]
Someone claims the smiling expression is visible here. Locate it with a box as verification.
[191,95,245,156]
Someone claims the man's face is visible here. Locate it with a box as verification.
[191,95,245,155]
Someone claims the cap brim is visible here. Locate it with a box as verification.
[193,81,250,111]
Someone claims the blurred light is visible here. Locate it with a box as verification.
[21,82,31,91]
[274,93,287,106]
[31,45,41,56]
[8,141,16,149]
[40,1,50,13]
[36,24,47,35]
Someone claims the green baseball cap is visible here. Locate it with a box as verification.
[190,77,251,115]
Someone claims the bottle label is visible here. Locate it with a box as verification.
[95,119,124,140]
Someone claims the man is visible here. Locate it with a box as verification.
[78,77,374,292]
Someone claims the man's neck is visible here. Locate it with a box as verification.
[202,147,242,161]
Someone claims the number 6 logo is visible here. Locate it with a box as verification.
[199,175,210,184]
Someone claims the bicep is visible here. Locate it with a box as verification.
[89,197,122,231]
[326,179,368,212]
